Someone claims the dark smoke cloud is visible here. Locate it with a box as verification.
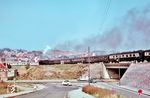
[80,27,123,51]
[54,27,123,51]
[123,5,150,50]
[54,5,150,52]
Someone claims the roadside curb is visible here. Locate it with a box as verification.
[6,80,77,83]
[95,82,150,97]
[106,83,150,96]
[118,85,150,96]
[0,84,46,98]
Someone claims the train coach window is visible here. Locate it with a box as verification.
[144,52,148,56]
[128,54,131,57]
[133,54,135,57]
[135,53,140,57]
[130,54,132,57]
[145,52,150,56]
[123,54,126,57]
[120,55,122,58]
[126,54,128,57]
[110,56,114,59]
[118,55,121,58]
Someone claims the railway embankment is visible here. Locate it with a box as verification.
[120,63,150,90]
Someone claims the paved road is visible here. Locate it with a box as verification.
[12,83,78,98]
[97,82,150,98]
[7,81,150,98]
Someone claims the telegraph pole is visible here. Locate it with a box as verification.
[88,47,91,85]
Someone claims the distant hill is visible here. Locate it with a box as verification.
[0,48,43,61]
[0,48,113,60]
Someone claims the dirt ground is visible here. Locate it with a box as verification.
[13,64,88,80]
[0,82,9,94]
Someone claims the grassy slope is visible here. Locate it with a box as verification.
[14,64,88,80]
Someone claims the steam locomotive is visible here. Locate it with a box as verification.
[39,49,150,65]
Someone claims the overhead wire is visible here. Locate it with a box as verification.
[98,0,112,34]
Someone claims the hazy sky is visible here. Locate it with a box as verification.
[0,0,150,50]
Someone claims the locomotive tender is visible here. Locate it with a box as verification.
[39,49,150,65]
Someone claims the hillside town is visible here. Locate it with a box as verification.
[0,48,42,65]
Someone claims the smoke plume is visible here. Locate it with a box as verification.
[54,5,150,52]
[43,45,51,55]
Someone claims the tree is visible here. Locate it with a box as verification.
[25,63,30,70]
[7,64,12,69]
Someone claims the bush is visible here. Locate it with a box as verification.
[82,85,125,98]
[0,82,10,94]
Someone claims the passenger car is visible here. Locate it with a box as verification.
[62,80,72,86]
[88,78,97,83]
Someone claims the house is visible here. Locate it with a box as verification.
[0,63,7,81]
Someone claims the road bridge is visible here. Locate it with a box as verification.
[104,63,131,79]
